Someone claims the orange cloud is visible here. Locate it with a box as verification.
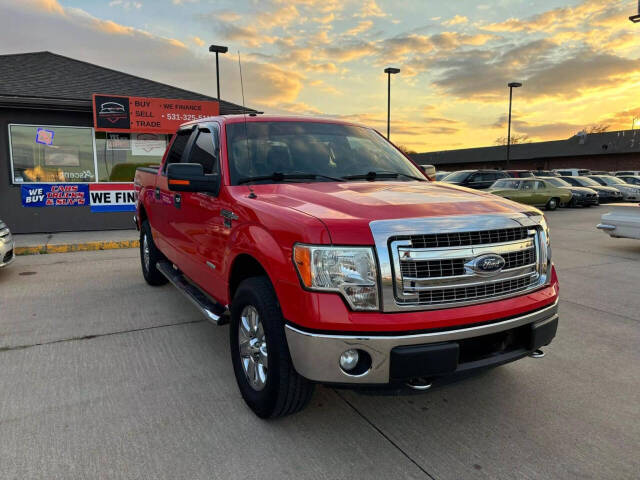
[443,15,468,26]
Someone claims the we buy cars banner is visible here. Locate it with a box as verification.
[89,183,136,212]
[93,94,219,134]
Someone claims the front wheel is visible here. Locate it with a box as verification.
[546,197,558,211]
[230,276,314,418]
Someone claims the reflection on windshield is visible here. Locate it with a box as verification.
[492,179,522,189]
[575,177,600,187]
[226,122,424,185]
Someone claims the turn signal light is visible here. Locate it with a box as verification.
[294,245,312,286]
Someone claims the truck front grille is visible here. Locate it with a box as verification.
[407,227,530,249]
[407,276,536,306]
[390,226,544,309]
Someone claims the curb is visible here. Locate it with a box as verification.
[15,240,140,256]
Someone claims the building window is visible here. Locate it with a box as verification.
[9,124,97,183]
[95,132,168,182]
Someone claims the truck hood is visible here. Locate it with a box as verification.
[244,181,530,244]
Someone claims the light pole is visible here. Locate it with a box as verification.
[630,0,640,22]
[384,67,400,140]
[506,82,522,169]
[209,44,228,102]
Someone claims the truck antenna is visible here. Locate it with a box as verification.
[237,50,256,198]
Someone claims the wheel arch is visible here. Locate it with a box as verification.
[228,253,272,303]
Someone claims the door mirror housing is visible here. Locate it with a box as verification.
[419,164,436,180]
[167,163,220,195]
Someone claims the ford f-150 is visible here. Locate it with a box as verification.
[134,115,559,418]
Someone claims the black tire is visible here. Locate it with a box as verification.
[230,276,314,418]
[140,220,168,286]
[546,197,558,211]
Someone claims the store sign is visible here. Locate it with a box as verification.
[93,94,219,134]
[131,133,166,156]
[21,184,89,207]
[89,183,136,212]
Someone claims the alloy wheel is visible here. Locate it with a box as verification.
[238,305,268,391]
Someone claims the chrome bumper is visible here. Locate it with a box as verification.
[285,300,558,384]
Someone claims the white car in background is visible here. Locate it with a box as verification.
[0,220,15,268]
[598,204,640,240]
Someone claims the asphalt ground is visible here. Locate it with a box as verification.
[0,207,638,479]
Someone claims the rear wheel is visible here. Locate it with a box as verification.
[546,197,558,211]
[140,220,168,286]
[230,276,314,418]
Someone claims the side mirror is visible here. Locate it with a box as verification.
[167,163,220,195]
[419,164,436,181]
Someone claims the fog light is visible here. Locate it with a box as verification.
[339,349,359,371]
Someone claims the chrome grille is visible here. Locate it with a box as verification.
[400,259,465,279]
[403,275,537,306]
[400,246,536,279]
[390,226,543,308]
[406,227,530,249]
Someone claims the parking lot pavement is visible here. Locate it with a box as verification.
[1,207,639,479]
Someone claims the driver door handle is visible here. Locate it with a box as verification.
[155,187,160,199]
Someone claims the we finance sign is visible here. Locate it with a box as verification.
[89,184,136,212]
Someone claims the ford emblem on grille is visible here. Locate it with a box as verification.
[465,254,506,276]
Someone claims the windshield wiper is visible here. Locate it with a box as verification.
[342,171,426,182]
[237,172,345,185]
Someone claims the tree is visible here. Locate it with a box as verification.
[494,133,531,146]
[584,124,610,134]
[396,144,417,155]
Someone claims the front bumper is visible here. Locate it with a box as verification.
[0,239,15,268]
[285,299,558,384]
[574,195,599,206]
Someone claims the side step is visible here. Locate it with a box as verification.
[157,261,229,325]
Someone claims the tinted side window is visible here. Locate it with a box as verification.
[188,131,218,174]
[165,130,192,168]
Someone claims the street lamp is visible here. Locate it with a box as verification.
[209,44,228,102]
[506,82,522,169]
[630,0,640,22]
[384,67,400,140]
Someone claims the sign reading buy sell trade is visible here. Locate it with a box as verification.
[92,94,219,134]
[89,183,136,212]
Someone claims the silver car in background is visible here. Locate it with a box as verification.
[587,175,640,201]
[0,220,15,268]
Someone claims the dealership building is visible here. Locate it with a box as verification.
[0,51,251,234]
[411,129,640,173]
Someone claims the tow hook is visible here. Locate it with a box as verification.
[406,377,433,390]
[529,349,545,358]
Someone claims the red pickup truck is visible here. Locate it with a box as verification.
[134,115,558,418]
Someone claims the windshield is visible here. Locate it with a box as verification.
[574,176,600,187]
[442,171,472,183]
[225,121,424,185]
[544,177,571,187]
[595,176,624,185]
[492,179,522,189]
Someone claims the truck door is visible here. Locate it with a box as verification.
[153,127,196,262]
[170,125,227,303]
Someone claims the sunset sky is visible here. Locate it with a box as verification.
[1,0,639,152]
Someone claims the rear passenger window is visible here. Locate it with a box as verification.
[188,131,218,175]
[164,130,192,170]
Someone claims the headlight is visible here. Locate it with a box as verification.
[293,244,379,311]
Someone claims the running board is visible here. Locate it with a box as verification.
[156,261,229,325]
